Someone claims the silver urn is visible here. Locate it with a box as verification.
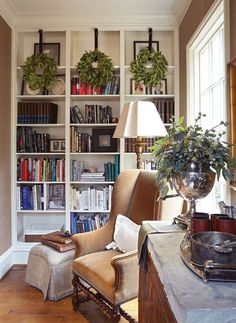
[173,162,216,230]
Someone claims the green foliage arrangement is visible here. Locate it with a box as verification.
[130,48,168,87]
[151,113,236,197]
[21,53,57,91]
[76,49,114,88]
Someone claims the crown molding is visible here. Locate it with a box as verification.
[0,0,17,27]
[11,13,177,30]
[172,0,192,25]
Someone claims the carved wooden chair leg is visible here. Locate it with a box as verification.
[72,272,88,311]
[120,307,137,323]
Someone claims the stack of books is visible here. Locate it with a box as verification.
[80,172,105,182]
[41,231,75,252]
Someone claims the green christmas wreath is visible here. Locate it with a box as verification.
[76,49,114,88]
[21,52,57,91]
[130,48,168,87]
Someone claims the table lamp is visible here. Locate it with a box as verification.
[113,101,167,169]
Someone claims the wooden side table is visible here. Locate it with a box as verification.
[138,231,236,323]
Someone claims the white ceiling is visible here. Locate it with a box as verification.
[0,0,191,28]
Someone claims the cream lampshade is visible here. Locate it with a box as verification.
[113,101,167,169]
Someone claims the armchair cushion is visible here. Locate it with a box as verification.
[73,249,121,303]
[106,214,140,252]
[73,249,138,305]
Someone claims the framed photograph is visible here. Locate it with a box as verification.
[50,74,66,95]
[130,78,146,95]
[92,128,117,152]
[133,41,159,59]
[151,79,167,95]
[34,43,60,65]
[50,139,65,152]
[48,184,65,209]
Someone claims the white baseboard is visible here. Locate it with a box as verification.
[13,242,38,264]
[0,247,14,279]
[0,243,38,278]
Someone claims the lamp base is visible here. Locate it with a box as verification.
[135,137,144,169]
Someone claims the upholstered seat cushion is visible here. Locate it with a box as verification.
[73,249,122,304]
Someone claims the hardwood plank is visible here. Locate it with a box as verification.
[0,266,138,322]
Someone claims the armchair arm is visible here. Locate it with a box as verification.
[111,251,139,302]
[72,220,114,257]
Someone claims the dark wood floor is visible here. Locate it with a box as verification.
[0,265,138,323]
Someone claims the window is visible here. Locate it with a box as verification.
[187,1,229,213]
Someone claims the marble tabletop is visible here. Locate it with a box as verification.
[147,231,236,323]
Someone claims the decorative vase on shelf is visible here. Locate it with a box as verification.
[173,162,216,231]
[25,83,41,95]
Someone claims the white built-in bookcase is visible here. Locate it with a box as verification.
[12,27,178,255]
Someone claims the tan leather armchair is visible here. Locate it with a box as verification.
[72,169,160,322]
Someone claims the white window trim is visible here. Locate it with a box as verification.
[186,0,231,208]
[186,0,229,125]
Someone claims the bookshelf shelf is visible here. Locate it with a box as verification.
[17,210,66,213]
[16,152,66,156]
[70,94,120,101]
[70,181,114,184]
[70,123,117,127]
[70,152,120,156]
[17,95,66,100]
[70,210,110,213]
[13,27,177,246]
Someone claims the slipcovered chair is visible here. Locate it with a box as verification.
[71,169,160,322]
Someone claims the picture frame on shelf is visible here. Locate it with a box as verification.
[92,128,117,152]
[133,41,159,59]
[130,78,146,95]
[50,74,66,95]
[34,43,60,65]
[147,78,167,95]
[21,80,41,95]
[48,184,65,209]
[50,139,65,152]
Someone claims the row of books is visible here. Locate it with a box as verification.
[70,128,92,152]
[70,155,120,182]
[17,157,65,182]
[71,74,120,95]
[70,212,109,234]
[17,183,66,211]
[70,104,114,124]
[17,127,50,153]
[125,138,158,153]
[70,185,113,211]
[17,101,58,124]
[104,156,120,181]
[17,184,44,210]
[153,98,175,124]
